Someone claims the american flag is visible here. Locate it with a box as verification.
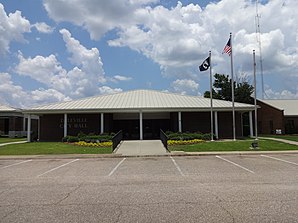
[222,37,232,56]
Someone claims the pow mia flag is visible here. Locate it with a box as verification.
[199,56,210,71]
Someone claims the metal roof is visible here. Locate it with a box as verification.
[260,99,298,116]
[24,89,256,114]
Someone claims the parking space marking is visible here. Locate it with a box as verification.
[37,159,79,177]
[216,156,255,174]
[261,155,298,166]
[0,160,32,169]
[170,156,185,176]
[108,158,126,176]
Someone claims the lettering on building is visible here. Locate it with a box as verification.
[59,117,88,129]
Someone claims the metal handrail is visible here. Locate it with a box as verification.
[112,130,123,152]
[160,129,169,152]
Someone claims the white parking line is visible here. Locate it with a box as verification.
[170,156,185,176]
[108,158,126,176]
[0,160,32,169]
[37,159,79,177]
[216,156,255,174]
[261,155,298,166]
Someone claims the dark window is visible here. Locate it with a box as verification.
[269,120,273,134]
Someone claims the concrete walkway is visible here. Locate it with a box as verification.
[0,141,27,147]
[259,137,298,146]
[115,140,168,156]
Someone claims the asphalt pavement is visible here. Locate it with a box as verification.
[0,154,297,222]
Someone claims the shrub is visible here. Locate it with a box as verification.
[168,139,204,146]
[166,132,215,141]
[75,141,112,147]
[67,136,79,143]
[62,136,69,142]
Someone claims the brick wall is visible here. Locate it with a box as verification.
[257,100,284,134]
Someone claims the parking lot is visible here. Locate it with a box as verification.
[0,154,298,222]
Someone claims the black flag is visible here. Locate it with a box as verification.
[199,56,210,71]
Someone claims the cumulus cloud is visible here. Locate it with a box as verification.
[99,86,123,95]
[0,3,31,54]
[44,0,298,80]
[0,73,70,108]
[32,22,54,33]
[13,28,122,106]
[265,86,298,99]
[171,79,199,95]
[43,0,158,40]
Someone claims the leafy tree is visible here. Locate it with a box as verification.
[204,73,254,104]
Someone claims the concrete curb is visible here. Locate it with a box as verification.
[1,150,298,160]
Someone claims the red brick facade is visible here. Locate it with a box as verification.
[257,100,285,134]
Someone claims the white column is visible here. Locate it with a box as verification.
[38,116,40,141]
[178,112,182,132]
[23,115,26,131]
[100,113,104,134]
[64,113,67,137]
[249,111,253,137]
[214,111,219,139]
[27,114,31,142]
[139,111,143,140]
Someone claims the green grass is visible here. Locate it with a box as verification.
[169,139,298,152]
[0,137,27,143]
[260,134,298,142]
[0,142,112,155]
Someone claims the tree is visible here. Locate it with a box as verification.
[204,73,254,104]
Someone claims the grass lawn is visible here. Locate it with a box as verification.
[169,139,298,152]
[260,134,298,142]
[0,142,112,155]
[0,137,27,144]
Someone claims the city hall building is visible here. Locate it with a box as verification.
[23,90,257,142]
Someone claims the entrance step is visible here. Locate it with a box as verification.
[115,140,168,156]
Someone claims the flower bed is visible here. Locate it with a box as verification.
[168,139,204,146]
[74,141,112,147]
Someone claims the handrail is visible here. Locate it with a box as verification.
[112,130,123,152]
[160,129,169,152]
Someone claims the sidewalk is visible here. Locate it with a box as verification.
[259,137,298,146]
[115,140,168,156]
[0,141,27,147]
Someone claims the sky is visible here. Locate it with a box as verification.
[0,0,298,108]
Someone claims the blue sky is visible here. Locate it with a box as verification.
[0,0,297,108]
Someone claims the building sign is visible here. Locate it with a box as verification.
[59,117,88,129]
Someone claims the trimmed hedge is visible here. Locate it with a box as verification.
[62,133,113,143]
[166,132,213,141]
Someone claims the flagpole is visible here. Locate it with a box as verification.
[230,32,236,141]
[209,51,214,141]
[253,50,258,140]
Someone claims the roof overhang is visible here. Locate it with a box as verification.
[23,106,258,115]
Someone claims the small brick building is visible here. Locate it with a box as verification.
[258,99,298,134]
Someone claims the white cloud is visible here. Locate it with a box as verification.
[111,75,132,82]
[42,0,298,85]
[11,28,123,106]
[265,86,298,99]
[171,79,199,95]
[43,0,157,40]
[16,52,67,86]
[32,22,54,33]
[99,86,123,95]
[0,73,70,108]
[0,3,31,54]
[15,29,108,98]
